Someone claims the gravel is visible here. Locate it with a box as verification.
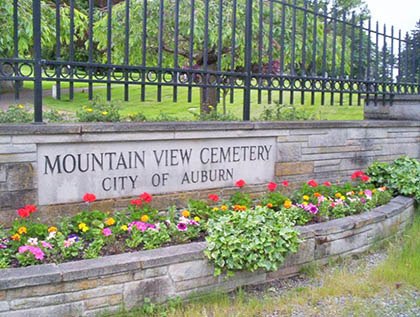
[237,250,419,317]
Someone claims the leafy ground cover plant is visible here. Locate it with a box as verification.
[367,156,420,201]
[0,162,400,272]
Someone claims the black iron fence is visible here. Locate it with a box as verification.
[0,0,419,122]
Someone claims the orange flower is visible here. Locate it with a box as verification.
[11,233,21,241]
[105,218,116,226]
[140,215,150,222]
[181,210,190,218]
[283,200,292,208]
[266,203,273,208]
[314,192,321,198]
[233,205,247,211]
[221,205,228,211]
[48,226,58,233]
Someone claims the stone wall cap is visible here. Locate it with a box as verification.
[0,121,419,135]
[0,263,61,290]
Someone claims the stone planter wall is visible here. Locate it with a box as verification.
[0,121,419,226]
[0,196,415,317]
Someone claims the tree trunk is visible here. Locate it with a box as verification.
[200,62,218,115]
[0,64,22,93]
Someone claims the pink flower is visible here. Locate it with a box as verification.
[102,228,112,237]
[83,193,96,203]
[41,241,53,249]
[281,180,289,187]
[267,182,277,192]
[307,179,318,187]
[208,194,220,202]
[235,179,246,188]
[129,221,156,232]
[177,223,188,231]
[139,192,152,203]
[18,245,45,260]
[364,189,372,199]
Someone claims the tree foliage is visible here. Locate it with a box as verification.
[0,1,87,58]
[93,0,355,75]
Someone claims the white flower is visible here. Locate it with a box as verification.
[27,237,38,246]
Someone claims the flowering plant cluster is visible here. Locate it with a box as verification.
[0,168,393,271]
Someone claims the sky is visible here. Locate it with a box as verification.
[365,0,419,35]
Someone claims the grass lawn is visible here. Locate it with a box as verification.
[112,207,420,317]
[37,84,364,121]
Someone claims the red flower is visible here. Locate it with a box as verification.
[139,192,152,203]
[16,204,37,218]
[208,194,220,202]
[307,179,318,187]
[323,181,332,187]
[83,193,96,203]
[351,170,364,180]
[360,174,370,182]
[281,180,289,187]
[130,199,143,206]
[235,179,246,188]
[17,207,30,218]
[26,204,37,214]
[267,182,277,192]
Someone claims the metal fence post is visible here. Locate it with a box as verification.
[33,0,43,123]
[243,0,253,121]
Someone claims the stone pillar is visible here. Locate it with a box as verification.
[364,95,420,120]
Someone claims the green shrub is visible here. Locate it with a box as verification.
[205,206,300,276]
[367,156,420,200]
[0,105,32,123]
[76,97,120,122]
[259,103,314,121]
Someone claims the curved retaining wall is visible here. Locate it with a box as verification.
[0,196,415,317]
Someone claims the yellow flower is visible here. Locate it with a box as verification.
[78,223,89,232]
[18,104,24,109]
[220,205,228,211]
[48,226,58,233]
[18,226,27,235]
[11,233,21,241]
[372,189,377,193]
[102,111,108,115]
[302,201,308,206]
[181,210,190,218]
[283,200,292,208]
[358,191,364,196]
[335,192,342,198]
[86,108,93,112]
[105,218,115,226]
[194,216,201,222]
[341,196,346,200]
[212,207,219,212]
[303,195,310,201]
[140,215,150,222]
[120,225,128,231]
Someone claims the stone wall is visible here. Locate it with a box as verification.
[0,121,419,225]
[0,196,415,317]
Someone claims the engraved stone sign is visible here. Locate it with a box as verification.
[37,137,276,205]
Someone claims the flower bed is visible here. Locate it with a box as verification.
[0,195,415,317]
[1,171,392,272]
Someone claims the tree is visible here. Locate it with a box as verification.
[398,21,420,83]
[94,0,354,113]
[0,1,87,92]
